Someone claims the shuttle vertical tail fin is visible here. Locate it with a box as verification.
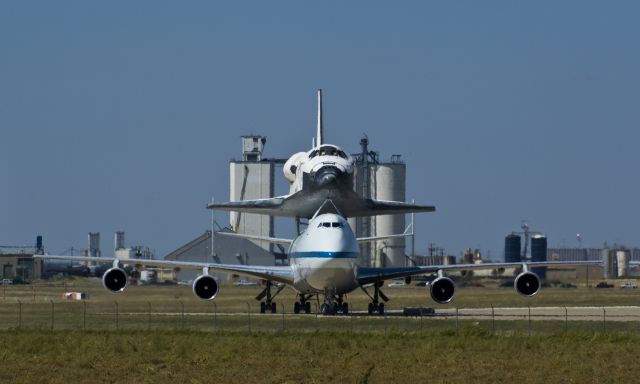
[316,89,323,146]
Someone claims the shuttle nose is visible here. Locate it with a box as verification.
[315,166,342,186]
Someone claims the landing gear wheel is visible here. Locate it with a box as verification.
[271,302,277,313]
[294,302,301,314]
[368,302,374,315]
[304,301,311,314]
[260,302,266,314]
[341,302,349,315]
[378,302,385,315]
[320,303,328,315]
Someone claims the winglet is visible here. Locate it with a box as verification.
[316,89,323,146]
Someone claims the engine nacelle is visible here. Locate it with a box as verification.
[430,276,456,304]
[102,267,127,293]
[192,274,219,301]
[514,271,540,297]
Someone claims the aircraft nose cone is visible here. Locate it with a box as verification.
[315,166,341,186]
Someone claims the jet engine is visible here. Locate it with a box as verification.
[430,276,456,304]
[514,271,540,297]
[102,267,127,293]
[192,274,219,301]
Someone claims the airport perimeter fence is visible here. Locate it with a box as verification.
[2,297,640,335]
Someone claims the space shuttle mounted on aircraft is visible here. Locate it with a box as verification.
[207,89,435,219]
[33,90,602,316]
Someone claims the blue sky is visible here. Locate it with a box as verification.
[1,2,639,259]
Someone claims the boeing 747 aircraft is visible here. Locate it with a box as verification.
[36,200,599,315]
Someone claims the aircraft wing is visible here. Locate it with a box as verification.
[356,232,412,244]
[216,231,293,245]
[33,255,294,284]
[356,260,602,285]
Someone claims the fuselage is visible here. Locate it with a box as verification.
[289,213,360,294]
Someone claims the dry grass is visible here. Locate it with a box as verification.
[0,329,638,383]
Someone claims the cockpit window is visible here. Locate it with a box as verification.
[318,222,343,228]
[309,146,348,159]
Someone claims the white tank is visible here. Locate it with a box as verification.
[617,250,629,277]
[373,161,406,266]
[114,231,125,251]
[88,232,100,257]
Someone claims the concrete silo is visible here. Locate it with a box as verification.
[373,156,406,267]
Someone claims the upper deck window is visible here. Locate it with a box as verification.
[318,222,344,228]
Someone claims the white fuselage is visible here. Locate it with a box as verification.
[289,213,360,294]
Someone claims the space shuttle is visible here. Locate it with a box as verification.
[207,90,435,219]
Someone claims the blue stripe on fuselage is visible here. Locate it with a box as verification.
[290,251,358,259]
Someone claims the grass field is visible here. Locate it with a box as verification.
[1,329,639,383]
[2,278,640,383]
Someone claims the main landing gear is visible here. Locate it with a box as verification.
[256,280,285,314]
[319,288,349,316]
[293,294,313,314]
[360,281,389,315]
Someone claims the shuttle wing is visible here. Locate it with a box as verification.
[356,260,602,285]
[208,190,435,218]
[348,198,435,217]
[33,255,294,284]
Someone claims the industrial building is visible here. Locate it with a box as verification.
[0,248,43,281]
[0,236,44,281]
[548,246,638,279]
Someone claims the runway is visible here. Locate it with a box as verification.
[119,306,640,322]
[433,306,640,322]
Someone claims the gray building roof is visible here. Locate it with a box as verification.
[164,230,281,281]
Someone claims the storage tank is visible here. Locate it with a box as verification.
[531,235,547,279]
[35,235,43,253]
[114,231,125,251]
[602,247,615,279]
[617,250,629,277]
[504,234,521,263]
[373,159,406,266]
[88,232,100,258]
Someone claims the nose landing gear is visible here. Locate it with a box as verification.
[293,294,313,314]
[319,288,349,315]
